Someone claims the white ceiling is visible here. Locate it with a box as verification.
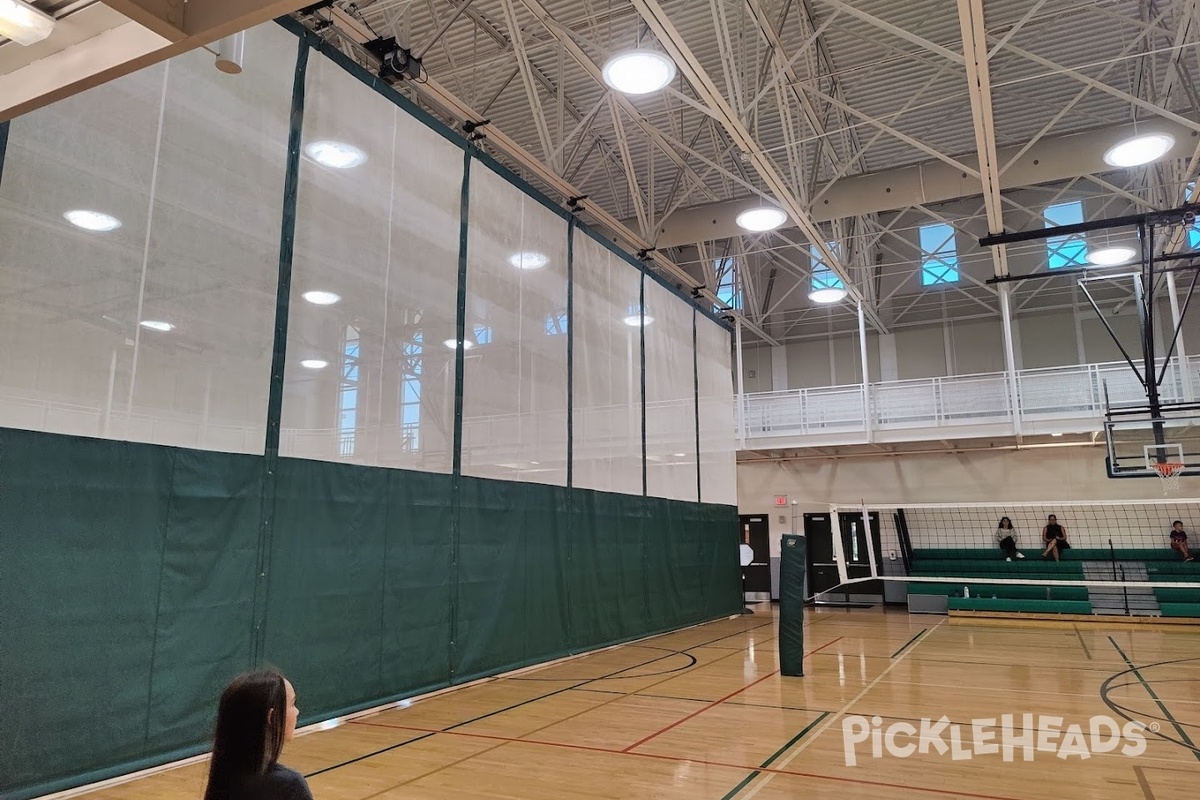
[298,0,1200,343]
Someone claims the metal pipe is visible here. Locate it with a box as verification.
[1161,268,1190,400]
[1077,280,1146,387]
[736,317,746,450]
[999,285,1022,435]
[857,300,872,442]
[979,203,1200,247]
[1158,267,1199,390]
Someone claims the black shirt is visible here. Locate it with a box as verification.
[217,764,314,800]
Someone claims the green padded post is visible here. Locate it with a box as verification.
[779,533,806,677]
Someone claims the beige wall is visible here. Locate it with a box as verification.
[738,445,1198,556]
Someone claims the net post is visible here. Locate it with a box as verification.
[779,533,806,677]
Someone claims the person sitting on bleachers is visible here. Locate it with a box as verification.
[995,517,1024,561]
[1041,514,1070,561]
[1169,520,1194,562]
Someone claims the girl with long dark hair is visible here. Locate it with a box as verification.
[203,670,313,800]
[995,516,1024,561]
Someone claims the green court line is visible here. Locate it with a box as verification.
[1073,624,1093,660]
[889,628,927,659]
[719,711,831,800]
[1108,636,1200,762]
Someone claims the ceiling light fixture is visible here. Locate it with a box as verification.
[300,359,328,369]
[139,320,174,332]
[508,251,549,270]
[1103,133,1174,168]
[623,313,655,327]
[808,287,848,304]
[736,207,788,232]
[444,338,474,350]
[302,290,341,305]
[0,0,56,46]
[1086,246,1137,266]
[305,140,367,169]
[64,210,121,232]
[602,49,676,95]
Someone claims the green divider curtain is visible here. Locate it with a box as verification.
[0,19,741,800]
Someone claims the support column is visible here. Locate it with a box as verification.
[736,317,746,449]
[858,301,873,442]
[1000,284,1022,435]
[771,344,788,391]
[1167,270,1193,401]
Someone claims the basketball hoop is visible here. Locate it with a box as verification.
[1152,462,1186,495]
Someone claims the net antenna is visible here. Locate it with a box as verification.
[861,498,879,578]
[829,508,850,588]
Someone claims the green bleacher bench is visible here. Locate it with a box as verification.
[1158,602,1200,618]
[913,548,1180,562]
[948,597,1093,614]
[1146,563,1200,578]
[1154,587,1200,603]
[911,561,1084,579]
[908,583,1088,601]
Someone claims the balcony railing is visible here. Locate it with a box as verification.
[737,357,1198,445]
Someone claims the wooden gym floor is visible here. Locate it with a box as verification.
[74,606,1200,800]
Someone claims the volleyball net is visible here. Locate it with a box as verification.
[820,499,1200,596]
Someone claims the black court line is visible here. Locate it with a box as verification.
[889,629,927,659]
[305,620,775,777]
[1104,640,1200,763]
[508,649,699,682]
[718,712,830,800]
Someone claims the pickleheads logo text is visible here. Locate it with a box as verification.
[842,714,1149,765]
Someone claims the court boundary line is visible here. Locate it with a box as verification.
[304,620,776,777]
[718,712,830,800]
[733,618,947,799]
[344,717,1027,800]
[620,636,844,753]
[889,628,927,658]
[1105,639,1200,763]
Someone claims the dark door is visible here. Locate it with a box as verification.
[738,515,771,593]
[804,512,884,597]
[839,511,883,595]
[803,513,839,595]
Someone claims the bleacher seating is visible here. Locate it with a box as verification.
[910,547,1199,617]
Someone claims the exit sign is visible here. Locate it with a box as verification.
[775,495,788,506]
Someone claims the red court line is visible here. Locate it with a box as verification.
[619,635,844,753]
[346,718,1023,800]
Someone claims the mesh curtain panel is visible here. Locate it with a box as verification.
[644,278,699,500]
[697,315,738,505]
[0,18,741,800]
[0,26,291,455]
[571,232,643,495]
[280,53,460,472]
[461,163,569,485]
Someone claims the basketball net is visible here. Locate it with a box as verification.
[1153,462,1185,495]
